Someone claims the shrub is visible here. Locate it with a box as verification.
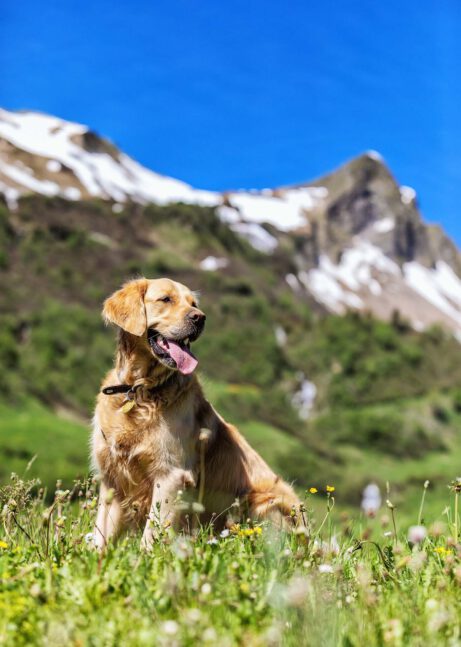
[310,407,446,458]
[452,390,461,413]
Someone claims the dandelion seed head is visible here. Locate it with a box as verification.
[408,525,427,544]
[361,483,381,516]
[285,576,310,606]
[161,620,179,636]
[318,564,334,573]
[202,627,217,642]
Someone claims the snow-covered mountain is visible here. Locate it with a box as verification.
[0,109,218,207]
[2,107,461,338]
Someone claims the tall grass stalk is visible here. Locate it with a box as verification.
[386,499,398,546]
[316,494,335,538]
[455,490,459,544]
[417,480,430,525]
[449,478,461,542]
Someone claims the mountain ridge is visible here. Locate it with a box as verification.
[2,107,461,338]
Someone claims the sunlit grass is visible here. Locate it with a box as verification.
[1,474,461,645]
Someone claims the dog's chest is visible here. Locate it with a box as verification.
[136,406,197,468]
[97,399,198,482]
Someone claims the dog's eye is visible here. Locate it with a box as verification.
[158,296,172,303]
[191,301,197,308]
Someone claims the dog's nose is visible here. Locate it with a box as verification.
[187,309,206,324]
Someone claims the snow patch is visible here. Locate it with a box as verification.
[89,232,117,248]
[404,261,461,326]
[0,181,19,209]
[365,150,384,162]
[0,160,59,196]
[63,186,81,200]
[285,273,302,292]
[46,159,62,173]
[291,374,317,420]
[304,242,400,312]
[217,205,240,224]
[304,267,348,313]
[230,222,278,253]
[400,186,416,205]
[274,325,287,347]
[226,186,327,232]
[199,256,229,271]
[373,217,395,234]
[330,242,400,292]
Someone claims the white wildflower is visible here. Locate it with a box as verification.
[284,576,310,606]
[171,537,193,560]
[184,608,201,624]
[318,564,334,574]
[161,620,179,636]
[408,525,427,544]
[313,536,340,556]
[202,627,217,642]
[361,483,381,516]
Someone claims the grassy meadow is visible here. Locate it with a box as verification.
[1,396,461,645]
[1,197,461,644]
[1,473,461,646]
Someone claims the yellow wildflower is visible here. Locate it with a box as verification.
[236,526,262,538]
[309,487,318,494]
[0,541,8,549]
[434,546,453,556]
[326,485,335,493]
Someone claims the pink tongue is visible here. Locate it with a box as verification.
[158,339,198,375]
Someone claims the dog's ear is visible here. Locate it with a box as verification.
[103,279,149,336]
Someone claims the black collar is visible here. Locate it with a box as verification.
[101,384,133,396]
[101,372,177,398]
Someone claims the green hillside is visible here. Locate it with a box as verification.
[1,195,461,513]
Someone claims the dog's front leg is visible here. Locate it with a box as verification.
[93,481,123,551]
[141,469,195,550]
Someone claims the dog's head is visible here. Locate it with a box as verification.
[103,278,206,375]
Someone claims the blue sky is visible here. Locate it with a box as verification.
[1,0,461,242]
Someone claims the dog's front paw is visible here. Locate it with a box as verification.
[140,530,156,551]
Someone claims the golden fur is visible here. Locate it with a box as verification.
[91,278,300,549]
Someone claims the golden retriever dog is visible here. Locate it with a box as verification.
[92,278,300,549]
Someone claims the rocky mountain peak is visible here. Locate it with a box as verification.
[1,107,461,338]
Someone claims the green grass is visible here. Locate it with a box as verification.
[1,475,461,646]
[0,400,88,493]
